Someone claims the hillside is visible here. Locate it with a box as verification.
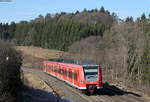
[16,46,82,69]
[0,7,114,51]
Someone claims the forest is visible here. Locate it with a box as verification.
[0,7,114,50]
[0,7,150,93]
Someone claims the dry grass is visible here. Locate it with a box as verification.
[16,46,63,59]
[16,46,82,69]
[16,46,64,69]
[23,73,54,93]
[23,73,65,99]
[21,73,63,102]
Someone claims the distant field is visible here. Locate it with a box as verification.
[16,46,64,59]
[16,46,82,69]
[16,46,64,69]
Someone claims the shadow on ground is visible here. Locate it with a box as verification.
[18,85,70,102]
[97,82,141,97]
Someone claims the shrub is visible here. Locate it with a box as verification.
[0,40,22,101]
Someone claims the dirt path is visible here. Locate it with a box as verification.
[22,68,149,102]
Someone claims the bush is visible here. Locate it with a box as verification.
[0,40,22,101]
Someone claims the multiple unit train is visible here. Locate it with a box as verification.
[42,59,103,94]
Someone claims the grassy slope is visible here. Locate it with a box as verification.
[16,46,82,69]
[16,46,64,69]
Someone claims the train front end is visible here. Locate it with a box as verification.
[81,65,103,94]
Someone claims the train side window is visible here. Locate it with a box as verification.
[50,65,52,70]
[67,70,69,77]
[57,67,58,73]
[55,66,56,72]
[72,72,77,81]
[72,72,74,80]
[55,67,57,72]
[59,69,61,74]
[59,69,60,74]
[62,69,64,75]
[54,67,55,72]
[69,71,70,78]
[46,64,47,69]
[59,68,60,74]
[57,67,59,73]
[59,68,61,74]
[74,73,77,81]
[56,67,60,73]
[56,68,57,73]
[61,69,63,75]
[65,70,67,76]
[69,71,72,78]
[53,66,55,72]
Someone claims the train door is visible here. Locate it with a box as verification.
[64,66,67,80]
[69,69,72,83]
[98,65,102,86]
[59,66,62,78]
[50,63,53,74]
[62,67,65,80]
[56,65,61,78]
[72,69,75,85]
[54,65,57,76]
[56,65,59,77]
[76,69,80,87]
[51,64,54,75]
[52,64,55,76]
[66,67,69,82]
[47,63,50,73]
[74,70,78,86]
[60,67,63,79]
[60,66,62,79]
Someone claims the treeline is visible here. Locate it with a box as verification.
[0,7,115,51]
[0,22,16,40]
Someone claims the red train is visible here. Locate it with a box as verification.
[42,59,103,94]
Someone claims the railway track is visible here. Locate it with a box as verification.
[44,75,94,102]
[96,84,147,102]
[23,68,149,102]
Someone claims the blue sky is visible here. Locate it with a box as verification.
[0,0,150,23]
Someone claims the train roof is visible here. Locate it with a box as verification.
[45,58,98,67]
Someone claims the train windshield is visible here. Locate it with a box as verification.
[83,65,98,81]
